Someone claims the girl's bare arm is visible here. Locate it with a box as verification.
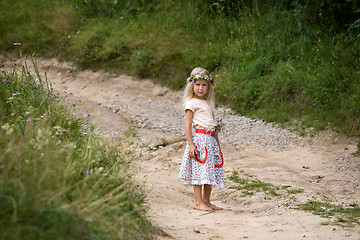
[185,110,196,158]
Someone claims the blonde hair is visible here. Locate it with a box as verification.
[183,67,215,109]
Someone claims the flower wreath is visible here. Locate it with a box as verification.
[187,74,218,86]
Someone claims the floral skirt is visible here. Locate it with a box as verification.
[178,128,224,188]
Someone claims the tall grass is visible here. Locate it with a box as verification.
[0,0,359,136]
[0,0,80,56]
[0,63,153,239]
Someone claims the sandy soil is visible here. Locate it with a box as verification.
[2,57,360,240]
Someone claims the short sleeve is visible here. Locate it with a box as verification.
[184,100,195,113]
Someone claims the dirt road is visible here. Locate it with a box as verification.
[3,57,360,240]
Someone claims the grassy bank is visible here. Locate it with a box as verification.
[0,0,359,137]
[0,63,153,239]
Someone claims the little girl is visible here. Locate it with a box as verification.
[178,67,224,212]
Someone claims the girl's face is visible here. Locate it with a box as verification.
[193,79,209,99]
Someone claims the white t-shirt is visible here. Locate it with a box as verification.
[185,98,217,129]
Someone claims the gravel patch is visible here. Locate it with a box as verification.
[111,93,308,151]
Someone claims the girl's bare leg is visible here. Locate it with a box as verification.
[203,184,223,210]
[193,185,214,212]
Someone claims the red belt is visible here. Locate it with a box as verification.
[195,129,216,137]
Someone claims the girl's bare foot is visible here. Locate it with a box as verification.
[194,203,215,212]
[206,202,223,210]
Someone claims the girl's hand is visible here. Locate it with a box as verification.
[188,144,197,158]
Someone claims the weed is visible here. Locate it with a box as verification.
[124,125,138,138]
[354,140,360,156]
[228,170,303,197]
[286,188,304,194]
[159,137,170,147]
[298,200,360,228]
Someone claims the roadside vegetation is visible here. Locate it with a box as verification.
[0,64,153,239]
[0,0,359,140]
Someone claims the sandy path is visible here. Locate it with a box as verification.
[2,57,360,240]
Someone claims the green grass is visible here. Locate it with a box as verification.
[0,0,359,139]
[0,63,153,239]
[228,170,303,197]
[298,201,360,228]
[286,188,304,194]
[0,0,80,56]
[229,171,360,229]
